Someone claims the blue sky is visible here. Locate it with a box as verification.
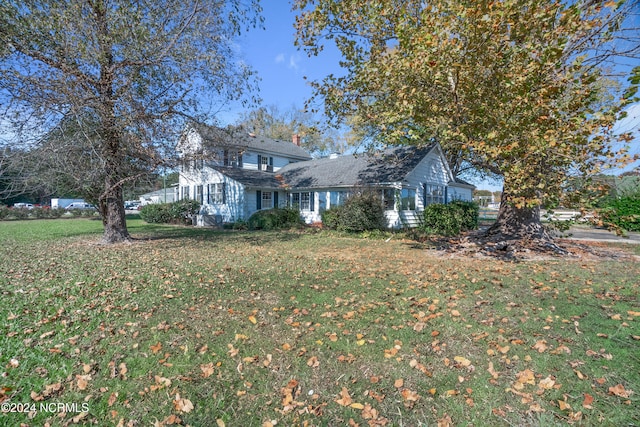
[221,2,639,191]
[219,2,339,125]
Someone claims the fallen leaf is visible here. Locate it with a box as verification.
[454,356,471,367]
[150,342,162,354]
[307,356,320,368]
[201,363,215,378]
[558,400,571,411]
[401,388,420,402]
[538,376,555,390]
[394,378,404,388]
[173,394,194,413]
[582,393,594,409]
[248,315,257,324]
[487,362,499,379]
[108,392,118,407]
[335,387,353,406]
[608,384,632,398]
[533,340,548,353]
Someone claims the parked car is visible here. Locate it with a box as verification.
[13,203,34,209]
[124,201,141,210]
[65,202,96,210]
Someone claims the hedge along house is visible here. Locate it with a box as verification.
[177,123,474,228]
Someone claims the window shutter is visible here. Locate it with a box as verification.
[274,191,279,208]
[310,192,315,212]
[238,152,243,168]
[256,190,261,210]
[223,150,229,166]
[222,183,226,204]
[422,183,427,207]
[257,155,262,170]
[444,186,448,204]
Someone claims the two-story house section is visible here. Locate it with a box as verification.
[177,123,312,224]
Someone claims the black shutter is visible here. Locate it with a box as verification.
[256,190,261,210]
[257,155,262,170]
[274,191,279,208]
[222,183,226,204]
[310,192,315,212]
[444,186,448,204]
[223,150,229,166]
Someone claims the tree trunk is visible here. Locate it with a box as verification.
[477,188,564,255]
[485,197,550,241]
[100,177,130,244]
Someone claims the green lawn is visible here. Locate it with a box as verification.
[0,218,638,426]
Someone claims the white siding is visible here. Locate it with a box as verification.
[404,149,451,212]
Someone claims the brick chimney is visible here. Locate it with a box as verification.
[292,134,301,146]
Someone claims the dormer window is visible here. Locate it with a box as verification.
[224,149,243,168]
[258,155,274,172]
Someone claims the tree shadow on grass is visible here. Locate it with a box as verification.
[128,224,305,247]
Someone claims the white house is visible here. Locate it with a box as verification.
[177,123,474,228]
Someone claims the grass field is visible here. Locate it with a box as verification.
[0,217,638,426]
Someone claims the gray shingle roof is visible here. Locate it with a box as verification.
[192,123,312,161]
[278,144,436,189]
[212,167,286,189]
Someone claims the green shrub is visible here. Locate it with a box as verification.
[322,191,387,232]
[422,201,479,236]
[247,207,303,230]
[598,196,640,232]
[140,200,200,224]
[0,205,11,220]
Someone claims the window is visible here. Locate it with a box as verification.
[290,192,314,211]
[180,186,190,200]
[195,185,203,204]
[259,155,273,172]
[382,189,396,210]
[401,188,416,210]
[329,191,347,208]
[291,192,300,208]
[300,192,311,211]
[208,183,225,204]
[423,184,445,206]
[224,149,242,168]
[261,191,272,209]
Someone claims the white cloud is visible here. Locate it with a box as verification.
[274,53,285,64]
[288,54,301,71]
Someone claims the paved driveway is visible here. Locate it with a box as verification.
[557,226,640,245]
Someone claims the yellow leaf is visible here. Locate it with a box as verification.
[217,419,226,427]
[248,315,257,324]
[454,356,471,367]
[558,400,571,411]
[350,402,364,409]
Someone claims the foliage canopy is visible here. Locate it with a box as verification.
[295,0,639,242]
[0,0,262,242]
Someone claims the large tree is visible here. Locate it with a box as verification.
[294,0,639,247]
[0,0,261,242]
[237,104,351,156]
